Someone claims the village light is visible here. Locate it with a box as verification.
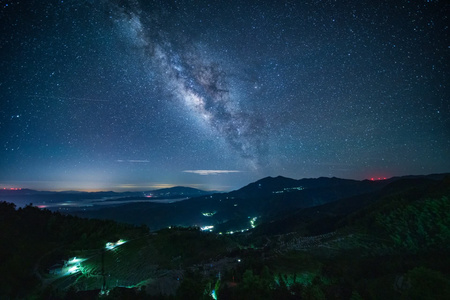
[106,239,127,250]
[68,257,83,264]
[68,265,79,274]
[250,217,258,228]
[200,225,214,231]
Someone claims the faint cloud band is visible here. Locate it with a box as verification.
[183,170,242,175]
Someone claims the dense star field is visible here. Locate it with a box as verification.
[1,0,449,191]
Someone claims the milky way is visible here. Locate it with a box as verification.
[112,2,265,168]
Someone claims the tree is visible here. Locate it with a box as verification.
[403,267,450,300]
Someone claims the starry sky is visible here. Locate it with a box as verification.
[1,0,449,192]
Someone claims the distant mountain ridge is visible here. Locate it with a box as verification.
[66,173,450,232]
[146,186,218,198]
[2,173,448,232]
[252,175,450,236]
[0,186,213,197]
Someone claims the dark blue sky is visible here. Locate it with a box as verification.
[1,0,449,191]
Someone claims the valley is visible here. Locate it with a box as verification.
[1,174,450,299]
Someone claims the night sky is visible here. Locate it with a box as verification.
[1,0,449,192]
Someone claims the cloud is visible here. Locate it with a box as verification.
[116,160,150,163]
[183,170,242,175]
[116,183,175,190]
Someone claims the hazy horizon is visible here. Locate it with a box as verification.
[2,171,449,193]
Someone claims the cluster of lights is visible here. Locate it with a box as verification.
[2,187,22,190]
[200,225,214,232]
[68,265,80,274]
[202,211,217,217]
[272,186,304,194]
[64,257,86,275]
[230,230,242,234]
[370,177,387,181]
[217,216,259,235]
[105,239,126,250]
[250,217,257,228]
[68,257,84,264]
[217,229,243,235]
